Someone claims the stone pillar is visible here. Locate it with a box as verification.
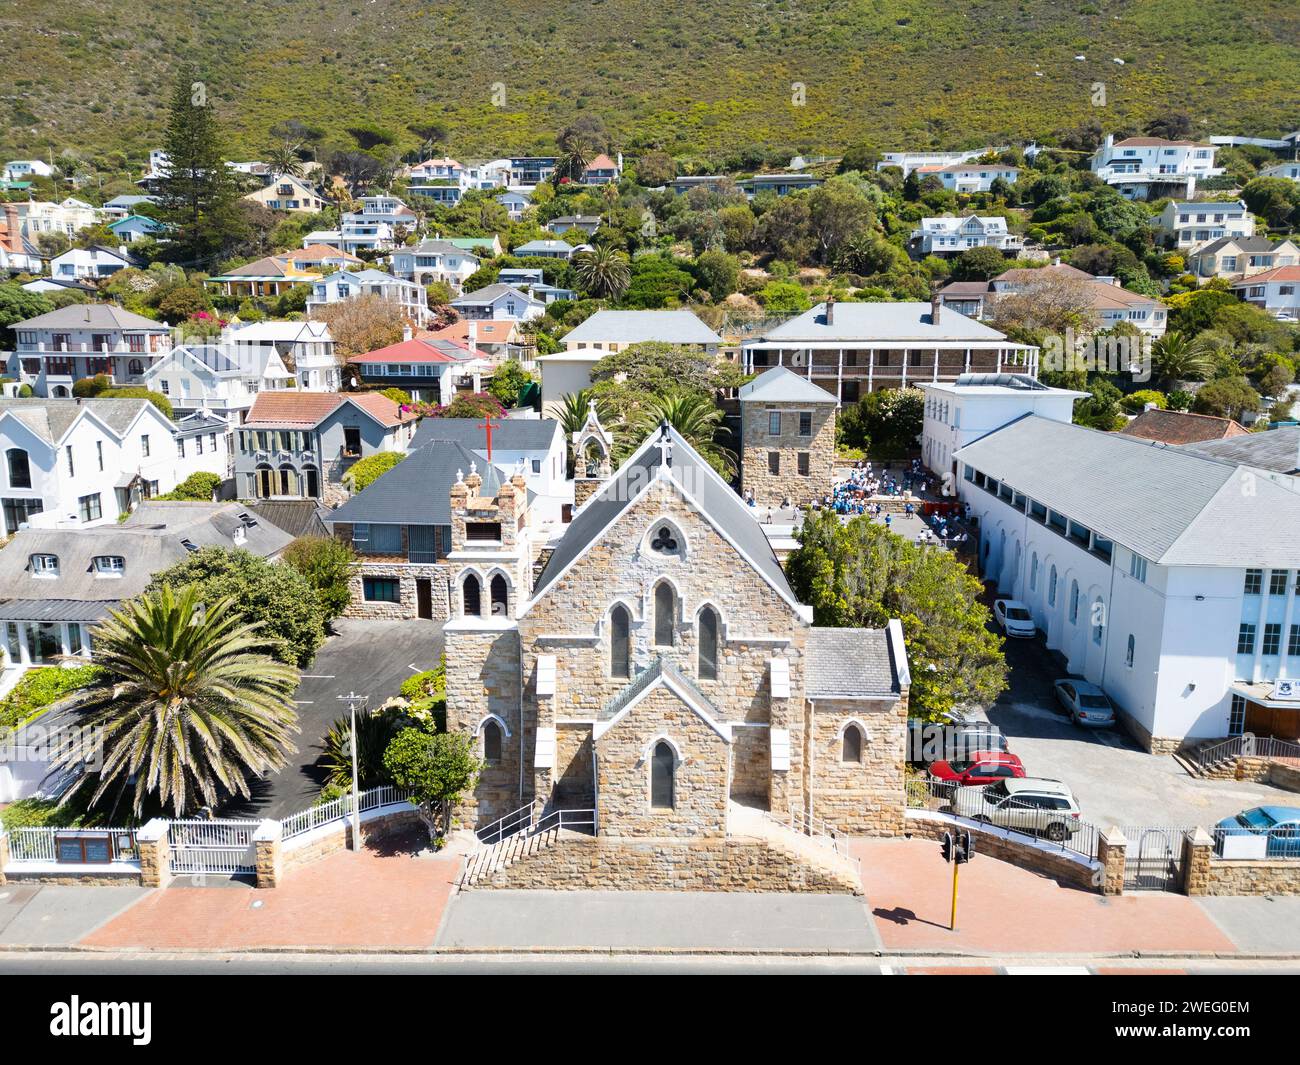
[1097,826,1127,896]
[253,819,283,889]
[0,828,11,886]
[136,818,172,889]
[1181,827,1214,896]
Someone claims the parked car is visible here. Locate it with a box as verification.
[993,599,1036,638]
[950,777,1083,841]
[929,750,1026,787]
[907,718,1009,765]
[1214,806,1300,857]
[1053,679,1116,727]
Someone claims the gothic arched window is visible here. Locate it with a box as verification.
[697,606,719,680]
[610,604,631,679]
[490,574,509,616]
[842,723,864,763]
[650,741,675,809]
[463,573,482,617]
[483,720,502,763]
[654,582,675,647]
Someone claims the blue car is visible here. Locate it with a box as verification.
[1214,806,1300,857]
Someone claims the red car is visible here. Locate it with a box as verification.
[929,750,1026,786]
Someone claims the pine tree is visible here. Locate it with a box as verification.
[156,67,243,269]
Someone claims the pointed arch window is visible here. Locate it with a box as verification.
[490,574,509,616]
[462,573,482,617]
[610,604,631,679]
[482,720,502,763]
[654,582,675,647]
[842,723,864,763]
[650,741,675,809]
[697,606,719,680]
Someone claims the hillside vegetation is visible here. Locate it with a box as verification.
[1,0,1298,166]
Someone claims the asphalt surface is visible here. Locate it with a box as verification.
[436,890,882,952]
[988,634,1285,828]
[0,883,148,947]
[218,617,444,819]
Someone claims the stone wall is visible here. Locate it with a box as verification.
[281,807,421,874]
[342,560,450,620]
[478,833,860,893]
[730,726,770,804]
[905,812,1103,893]
[554,723,595,806]
[1115,705,1180,755]
[595,686,731,837]
[740,399,836,508]
[808,695,907,836]
[1203,858,1300,896]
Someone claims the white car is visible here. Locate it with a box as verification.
[993,599,1035,638]
[951,778,1083,841]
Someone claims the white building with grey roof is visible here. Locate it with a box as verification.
[741,298,1037,407]
[955,408,1300,752]
[0,397,227,535]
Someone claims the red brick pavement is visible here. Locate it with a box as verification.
[83,835,462,951]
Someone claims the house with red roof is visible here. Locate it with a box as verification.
[346,328,494,405]
[581,152,623,185]
[1231,265,1300,321]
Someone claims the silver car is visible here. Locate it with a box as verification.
[951,777,1083,841]
[1053,679,1116,727]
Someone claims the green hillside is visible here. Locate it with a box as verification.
[1,0,1298,164]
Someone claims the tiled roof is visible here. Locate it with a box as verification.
[348,336,478,365]
[806,628,900,697]
[1232,265,1300,285]
[1119,408,1248,445]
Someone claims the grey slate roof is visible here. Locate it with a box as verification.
[738,366,838,404]
[529,424,796,607]
[0,397,152,445]
[1179,427,1300,475]
[760,301,1011,343]
[451,283,538,305]
[954,415,1300,566]
[0,503,291,612]
[16,303,166,332]
[806,628,900,698]
[410,417,561,454]
[326,442,502,527]
[561,310,722,346]
[247,501,331,539]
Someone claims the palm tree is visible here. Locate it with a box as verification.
[631,391,736,479]
[267,144,305,179]
[558,389,593,437]
[54,586,300,818]
[1151,331,1215,388]
[573,245,631,300]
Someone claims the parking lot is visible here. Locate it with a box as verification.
[218,617,444,820]
[985,634,1287,829]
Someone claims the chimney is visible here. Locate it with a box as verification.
[401,323,413,342]
[930,293,941,325]
[467,319,478,350]
[824,295,835,327]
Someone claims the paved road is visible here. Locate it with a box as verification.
[988,635,1285,828]
[437,890,882,952]
[219,618,444,819]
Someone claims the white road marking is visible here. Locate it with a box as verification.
[1003,966,1091,975]
[293,701,314,705]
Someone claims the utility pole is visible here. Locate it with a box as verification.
[337,691,367,850]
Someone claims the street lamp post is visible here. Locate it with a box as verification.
[337,691,367,850]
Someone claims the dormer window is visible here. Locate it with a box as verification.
[93,555,125,576]
[31,554,59,577]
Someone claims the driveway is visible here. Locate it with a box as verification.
[219,617,444,820]
[988,634,1285,828]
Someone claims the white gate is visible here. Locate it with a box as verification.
[169,819,259,875]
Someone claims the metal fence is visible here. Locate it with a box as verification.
[280,784,411,842]
[907,775,1098,861]
[1212,823,1300,861]
[6,826,138,864]
[1118,824,1192,891]
[1193,733,1300,773]
[169,819,259,875]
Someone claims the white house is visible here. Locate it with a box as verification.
[406,158,474,205]
[224,320,339,392]
[545,215,602,236]
[1155,199,1256,249]
[107,214,167,244]
[9,303,173,397]
[2,160,53,182]
[954,406,1300,750]
[47,245,134,281]
[539,309,723,414]
[911,215,1024,256]
[1260,161,1300,183]
[346,329,493,405]
[243,174,329,213]
[1089,135,1223,199]
[336,195,417,254]
[389,239,481,293]
[498,190,532,220]
[876,148,1008,177]
[18,198,102,239]
[0,396,226,534]
[741,299,1036,405]
[143,341,289,422]
[449,283,545,322]
[513,238,582,260]
[932,162,1020,192]
[1232,266,1300,320]
[306,269,430,327]
[101,195,158,222]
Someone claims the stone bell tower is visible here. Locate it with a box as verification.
[572,405,614,509]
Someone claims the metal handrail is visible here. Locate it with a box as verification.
[474,799,537,846]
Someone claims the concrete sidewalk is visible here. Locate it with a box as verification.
[436,890,882,952]
[0,883,148,947]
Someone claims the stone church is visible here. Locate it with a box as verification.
[442,416,908,879]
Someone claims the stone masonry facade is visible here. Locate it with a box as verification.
[741,399,836,508]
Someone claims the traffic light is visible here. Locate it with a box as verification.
[955,829,975,865]
[940,831,954,863]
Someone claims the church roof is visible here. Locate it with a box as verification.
[527,424,799,612]
[807,627,901,698]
